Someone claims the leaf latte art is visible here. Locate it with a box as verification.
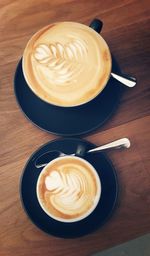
[45,170,91,215]
[23,22,111,106]
[33,40,87,85]
[37,157,101,222]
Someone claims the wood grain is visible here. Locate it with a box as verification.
[0,0,150,255]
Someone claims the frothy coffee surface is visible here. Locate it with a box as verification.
[37,157,100,222]
[23,22,111,106]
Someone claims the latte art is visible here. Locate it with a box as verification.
[37,156,101,222]
[45,167,92,216]
[33,39,87,85]
[23,22,111,107]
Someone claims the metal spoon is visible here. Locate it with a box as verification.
[89,19,137,88]
[111,72,136,87]
[35,138,130,168]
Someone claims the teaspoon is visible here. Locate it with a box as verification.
[35,138,130,169]
[89,19,136,88]
[111,72,136,87]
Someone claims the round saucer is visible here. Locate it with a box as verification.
[14,58,121,136]
[20,138,118,238]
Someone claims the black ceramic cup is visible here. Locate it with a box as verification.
[22,19,112,108]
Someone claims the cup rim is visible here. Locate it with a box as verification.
[22,21,112,108]
[36,155,101,223]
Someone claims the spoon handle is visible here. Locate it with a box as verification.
[88,138,130,153]
[111,72,136,87]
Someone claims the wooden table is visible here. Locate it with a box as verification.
[0,0,149,255]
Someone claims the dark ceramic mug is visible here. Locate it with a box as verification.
[22,19,113,107]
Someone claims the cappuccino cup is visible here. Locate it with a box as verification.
[22,20,112,107]
[36,156,101,222]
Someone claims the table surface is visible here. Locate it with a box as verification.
[0,0,150,255]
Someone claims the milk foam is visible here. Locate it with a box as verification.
[23,22,111,107]
[37,156,101,222]
[45,169,89,215]
[33,39,87,85]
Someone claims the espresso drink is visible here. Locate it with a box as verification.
[36,156,101,222]
[23,22,111,107]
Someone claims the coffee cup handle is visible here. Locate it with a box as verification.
[75,144,88,158]
[89,19,103,33]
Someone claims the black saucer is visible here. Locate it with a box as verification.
[20,138,118,238]
[14,58,121,136]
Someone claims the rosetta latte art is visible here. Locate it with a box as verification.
[45,169,90,215]
[33,39,88,85]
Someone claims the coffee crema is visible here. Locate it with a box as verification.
[36,156,101,222]
[23,22,111,107]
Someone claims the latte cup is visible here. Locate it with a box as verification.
[36,156,101,223]
[22,19,112,107]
